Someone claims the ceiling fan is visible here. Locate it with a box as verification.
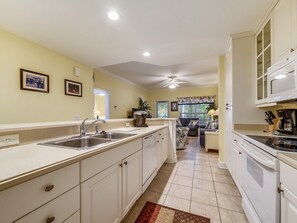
[163,76,186,89]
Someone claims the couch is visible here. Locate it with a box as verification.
[200,120,219,147]
[176,118,199,136]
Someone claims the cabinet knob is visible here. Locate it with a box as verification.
[239,151,242,155]
[46,216,55,223]
[119,163,123,168]
[44,185,55,192]
[124,161,128,165]
[157,140,160,143]
[234,139,237,142]
[277,187,284,193]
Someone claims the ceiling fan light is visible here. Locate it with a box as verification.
[143,51,151,57]
[169,84,176,89]
[108,11,120,21]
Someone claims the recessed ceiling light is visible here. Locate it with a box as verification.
[143,51,151,57]
[108,11,120,21]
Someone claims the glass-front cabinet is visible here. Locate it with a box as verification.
[256,19,272,103]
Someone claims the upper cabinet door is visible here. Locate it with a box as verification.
[274,0,297,61]
[256,18,271,103]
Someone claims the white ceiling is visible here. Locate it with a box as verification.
[0,0,274,89]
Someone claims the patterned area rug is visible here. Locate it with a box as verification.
[135,201,210,223]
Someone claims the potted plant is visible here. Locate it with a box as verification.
[138,97,152,118]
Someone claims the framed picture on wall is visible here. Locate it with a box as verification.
[65,79,82,97]
[20,69,49,93]
[171,101,178,111]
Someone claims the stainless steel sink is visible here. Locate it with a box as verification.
[39,132,136,150]
[92,132,136,140]
[40,136,112,150]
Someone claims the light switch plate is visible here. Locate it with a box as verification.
[0,134,19,148]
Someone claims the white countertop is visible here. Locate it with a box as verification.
[0,125,166,190]
[278,153,297,170]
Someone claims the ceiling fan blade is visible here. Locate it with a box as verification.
[163,82,172,87]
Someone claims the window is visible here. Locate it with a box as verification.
[179,103,213,125]
[156,101,169,118]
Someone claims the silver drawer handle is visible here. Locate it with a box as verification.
[46,216,55,223]
[44,185,55,192]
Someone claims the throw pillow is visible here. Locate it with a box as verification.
[188,119,198,126]
[176,119,182,126]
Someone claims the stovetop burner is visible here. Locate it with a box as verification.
[246,135,297,152]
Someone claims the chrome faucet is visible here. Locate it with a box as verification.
[80,118,106,136]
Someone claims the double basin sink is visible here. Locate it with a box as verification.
[40,132,136,150]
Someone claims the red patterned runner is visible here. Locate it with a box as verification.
[135,201,210,223]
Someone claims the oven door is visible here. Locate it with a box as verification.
[241,140,280,223]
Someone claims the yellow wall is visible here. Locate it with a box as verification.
[218,56,226,162]
[94,69,150,118]
[149,86,218,118]
[0,29,94,124]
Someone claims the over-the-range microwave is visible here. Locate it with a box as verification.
[267,50,297,103]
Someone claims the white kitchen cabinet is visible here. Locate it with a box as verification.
[280,161,297,223]
[81,150,142,223]
[81,161,122,223]
[256,18,272,104]
[64,211,80,223]
[122,150,142,216]
[273,0,297,61]
[281,184,297,223]
[156,128,169,170]
[0,163,79,223]
[15,186,80,223]
[230,133,243,193]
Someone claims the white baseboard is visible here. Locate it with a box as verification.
[217,159,227,169]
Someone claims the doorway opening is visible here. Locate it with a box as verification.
[94,88,109,119]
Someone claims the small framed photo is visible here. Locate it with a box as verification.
[65,79,82,97]
[171,101,178,111]
[20,69,49,93]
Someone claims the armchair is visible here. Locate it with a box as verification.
[176,118,199,136]
[176,127,189,149]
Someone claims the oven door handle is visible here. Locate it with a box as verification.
[241,145,276,170]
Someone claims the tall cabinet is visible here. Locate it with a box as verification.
[224,33,265,168]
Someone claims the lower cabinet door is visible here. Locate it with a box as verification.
[281,184,297,223]
[81,162,122,223]
[122,150,142,217]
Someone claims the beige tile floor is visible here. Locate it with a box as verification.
[122,137,249,223]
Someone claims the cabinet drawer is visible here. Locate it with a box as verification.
[280,161,297,195]
[15,186,80,223]
[64,211,80,223]
[81,139,142,182]
[232,132,243,147]
[0,163,79,223]
[157,128,168,137]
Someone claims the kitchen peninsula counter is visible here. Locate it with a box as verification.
[0,124,171,191]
